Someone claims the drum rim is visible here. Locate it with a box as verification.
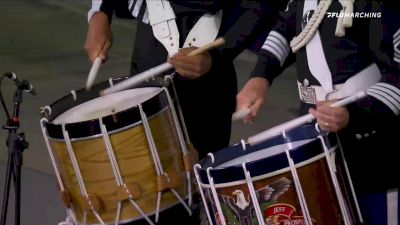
[42,78,175,139]
[197,125,336,185]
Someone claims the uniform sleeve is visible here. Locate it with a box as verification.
[251,0,297,85]
[88,0,132,23]
[347,3,400,129]
[209,0,289,69]
[88,0,115,23]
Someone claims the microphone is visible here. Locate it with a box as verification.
[4,72,37,95]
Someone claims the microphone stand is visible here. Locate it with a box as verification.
[1,87,29,225]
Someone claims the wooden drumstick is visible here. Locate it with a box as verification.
[100,38,226,96]
[248,91,368,146]
[86,57,102,91]
[232,108,251,121]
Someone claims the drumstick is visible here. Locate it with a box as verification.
[247,91,368,146]
[100,38,226,96]
[85,57,102,91]
[232,108,251,121]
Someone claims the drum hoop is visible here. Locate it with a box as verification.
[46,106,169,142]
[200,124,325,169]
[43,80,176,139]
[198,126,337,185]
[198,146,336,188]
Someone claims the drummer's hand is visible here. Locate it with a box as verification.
[235,77,270,124]
[309,100,349,132]
[84,11,113,63]
[168,47,212,79]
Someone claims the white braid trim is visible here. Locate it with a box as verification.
[290,0,333,53]
[335,0,355,37]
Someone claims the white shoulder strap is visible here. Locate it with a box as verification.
[146,0,223,56]
[146,0,180,55]
[304,0,333,93]
[183,10,223,48]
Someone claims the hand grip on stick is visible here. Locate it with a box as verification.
[232,108,251,122]
[100,38,226,96]
[247,91,368,146]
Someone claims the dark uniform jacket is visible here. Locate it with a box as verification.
[253,0,400,192]
[95,0,288,158]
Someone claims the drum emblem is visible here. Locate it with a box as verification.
[217,178,291,225]
[265,204,316,225]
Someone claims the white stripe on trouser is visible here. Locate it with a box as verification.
[387,189,398,225]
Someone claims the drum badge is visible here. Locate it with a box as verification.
[216,178,292,225]
[299,79,317,104]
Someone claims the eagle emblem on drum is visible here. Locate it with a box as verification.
[217,177,291,225]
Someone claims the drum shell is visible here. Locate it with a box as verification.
[197,126,358,225]
[42,79,190,224]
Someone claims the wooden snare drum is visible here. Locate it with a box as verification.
[40,79,196,225]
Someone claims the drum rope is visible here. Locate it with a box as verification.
[115,203,122,225]
[335,134,364,223]
[164,75,191,144]
[62,124,106,225]
[155,193,162,223]
[100,118,155,225]
[42,118,79,225]
[170,189,192,215]
[40,118,66,192]
[57,209,77,225]
[108,77,114,87]
[40,105,52,118]
[100,119,125,185]
[138,104,163,175]
[163,88,194,206]
[139,104,166,222]
[128,199,155,225]
[70,90,77,101]
[242,163,266,225]
[206,167,227,225]
[318,135,352,225]
[194,165,214,225]
[163,87,189,155]
[282,131,313,225]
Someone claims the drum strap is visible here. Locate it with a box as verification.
[304,0,334,93]
[145,0,222,55]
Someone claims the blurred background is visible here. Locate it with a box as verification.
[0,1,298,224]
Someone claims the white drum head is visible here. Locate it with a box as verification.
[53,87,162,124]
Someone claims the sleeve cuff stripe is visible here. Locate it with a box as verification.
[394,36,400,45]
[262,45,284,66]
[132,0,144,17]
[129,0,135,9]
[266,35,289,55]
[394,28,400,40]
[375,82,400,97]
[367,91,400,115]
[369,86,400,106]
[263,42,286,60]
[269,31,289,48]
[265,38,289,58]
